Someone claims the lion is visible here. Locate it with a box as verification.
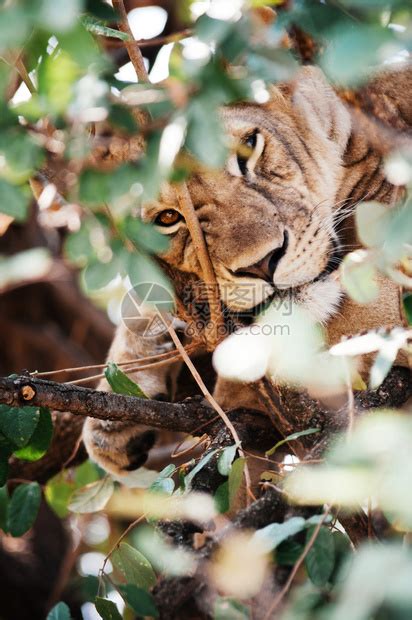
[83,64,412,476]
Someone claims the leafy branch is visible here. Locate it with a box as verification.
[0,373,276,444]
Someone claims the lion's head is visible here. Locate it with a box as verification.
[142,68,373,324]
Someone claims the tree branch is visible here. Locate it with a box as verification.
[112,0,150,82]
[0,374,277,448]
[174,184,225,348]
[258,366,412,459]
[256,366,412,545]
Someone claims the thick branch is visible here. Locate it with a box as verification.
[0,374,276,448]
[257,366,412,545]
[258,366,412,458]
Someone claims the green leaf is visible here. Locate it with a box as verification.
[196,15,233,45]
[81,15,129,40]
[0,63,11,100]
[247,47,297,82]
[0,432,14,484]
[83,257,119,291]
[36,0,83,32]
[0,7,30,53]
[276,539,304,566]
[185,96,227,168]
[321,24,394,86]
[14,407,53,461]
[383,197,412,262]
[151,477,175,494]
[113,466,158,488]
[75,459,102,486]
[112,542,156,590]
[304,525,335,587]
[214,597,250,620]
[228,457,245,507]
[64,224,96,267]
[123,216,169,255]
[306,514,333,526]
[369,347,398,390]
[0,404,40,448]
[58,22,100,69]
[68,476,114,513]
[79,164,139,205]
[78,169,111,205]
[254,516,307,553]
[0,451,10,487]
[214,480,229,514]
[341,252,380,304]
[217,444,238,476]
[0,179,30,221]
[356,201,391,249]
[80,575,100,602]
[149,464,175,495]
[47,462,101,518]
[46,602,72,620]
[37,51,80,115]
[124,250,173,295]
[184,449,218,488]
[0,131,44,182]
[0,485,9,532]
[45,476,75,519]
[105,362,147,398]
[7,482,42,537]
[266,428,320,457]
[109,104,138,133]
[85,0,117,20]
[95,597,122,620]
[330,531,352,584]
[403,292,412,326]
[119,584,158,618]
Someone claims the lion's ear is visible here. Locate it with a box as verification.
[291,66,351,153]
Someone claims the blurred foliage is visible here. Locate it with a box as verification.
[0,0,411,619]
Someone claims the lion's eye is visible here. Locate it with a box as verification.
[154,209,183,228]
[228,130,265,177]
[237,132,258,175]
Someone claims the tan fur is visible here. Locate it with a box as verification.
[83,313,182,475]
[83,65,411,476]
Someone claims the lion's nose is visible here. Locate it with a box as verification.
[234,231,288,282]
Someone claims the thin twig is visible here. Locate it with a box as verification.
[368,497,373,540]
[14,56,36,94]
[174,183,225,348]
[345,359,355,439]
[67,350,185,385]
[61,432,84,471]
[99,513,146,593]
[110,3,224,349]
[171,434,209,459]
[166,323,256,504]
[108,28,193,48]
[33,344,198,378]
[112,0,149,82]
[263,507,331,619]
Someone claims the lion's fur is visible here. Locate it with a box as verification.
[84,64,411,476]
